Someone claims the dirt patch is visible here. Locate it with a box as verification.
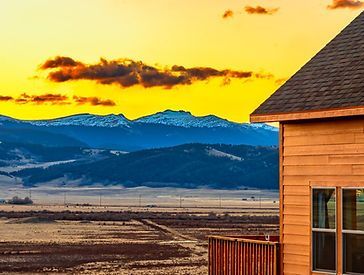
[6,217,56,224]
[0,207,278,274]
[0,242,191,273]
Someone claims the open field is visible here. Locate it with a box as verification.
[0,186,279,209]
[0,188,279,274]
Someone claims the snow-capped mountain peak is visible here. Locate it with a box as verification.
[26,113,130,128]
[135,110,237,128]
[249,123,279,132]
[0,110,278,133]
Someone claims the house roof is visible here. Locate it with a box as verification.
[251,11,364,123]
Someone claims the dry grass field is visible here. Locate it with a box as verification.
[0,189,279,274]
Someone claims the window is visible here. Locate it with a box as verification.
[342,188,364,275]
[312,188,336,273]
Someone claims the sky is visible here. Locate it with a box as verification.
[0,0,362,122]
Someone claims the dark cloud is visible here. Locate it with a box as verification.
[73,96,116,106]
[15,93,69,105]
[40,56,81,69]
[244,6,279,15]
[222,10,234,19]
[327,0,364,9]
[275,77,288,86]
[0,96,14,101]
[0,92,116,107]
[40,57,275,89]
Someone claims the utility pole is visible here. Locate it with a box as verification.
[29,189,32,199]
[64,191,67,205]
[99,193,102,207]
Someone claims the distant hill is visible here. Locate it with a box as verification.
[14,143,279,189]
[0,141,114,168]
[0,110,278,150]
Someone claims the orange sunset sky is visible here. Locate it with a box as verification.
[0,0,362,122]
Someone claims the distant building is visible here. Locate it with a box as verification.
[209,11,364,275]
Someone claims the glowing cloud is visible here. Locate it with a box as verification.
[15,93,69,105]
[0,96,14,101]
[244,6,279,15]
[73,96,116,106]
[0,93,115,107]
[222,10,234,19]
[40,56,275,89]
[327,0,364,9]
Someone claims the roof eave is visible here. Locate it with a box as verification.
[250,106,364,123]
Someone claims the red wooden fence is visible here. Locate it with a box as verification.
[208,235,280,275]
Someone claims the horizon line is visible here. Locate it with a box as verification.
[0,109,269,125]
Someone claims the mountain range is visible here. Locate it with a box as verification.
[0,110,279,189]
[0,110,278,150]
[12,143,278,189]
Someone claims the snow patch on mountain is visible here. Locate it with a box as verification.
[27,114,130,128]
[249,123,279,132]
[206,148,242,161]
[135,110,238,128]
[0,110,278,133]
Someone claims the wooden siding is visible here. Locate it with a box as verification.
[250,106,364,123]
[281,117,364,275]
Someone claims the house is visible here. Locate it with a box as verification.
[209,11,363,275]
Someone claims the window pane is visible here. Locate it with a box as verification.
[313,189,336,229]
[343,189,364,231]
[313,231,336,272]
[343,233,364,274]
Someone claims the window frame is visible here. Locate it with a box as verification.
[341,187,364,275]
[311,187,337,274]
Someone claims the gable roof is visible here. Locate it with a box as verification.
[251,11,364,123]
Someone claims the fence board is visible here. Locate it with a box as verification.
[208,235,280,275]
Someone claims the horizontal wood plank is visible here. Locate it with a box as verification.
[284,144,364,156]
[329,155,364,164]
[284,234,309,245]
[284,214,310,226]
[284,155,329,166]
[283,185,309,196]
[284,165,352,176]
[284,119,364,136]
[354,133,364,143]
[284,263,310,275]
[285,155,364,165]
[283,244,310,256]
[284,253,310,265]
[283,224,310,236]
[284,175,364,185]
[284,205,310,216]
[352,164,364,175]
[284,195,309,206]
[284,133,355,146]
